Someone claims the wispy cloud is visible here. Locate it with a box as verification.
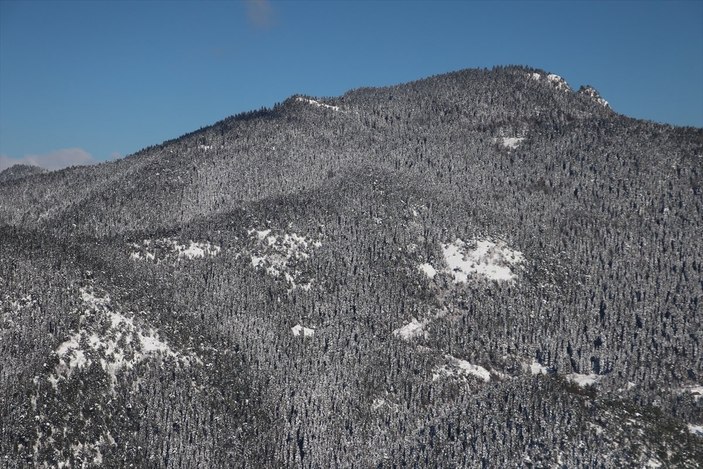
[246,0,276,30]
[0,148,97,172]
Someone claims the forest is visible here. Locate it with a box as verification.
[0,65,702,467]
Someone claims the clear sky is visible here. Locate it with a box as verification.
[1,0,702,170]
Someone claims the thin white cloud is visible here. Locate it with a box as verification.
[246,0,275,29]
[0,148,97,172]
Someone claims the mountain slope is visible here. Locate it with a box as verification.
[0,164,47,183]
[1,65,702,468]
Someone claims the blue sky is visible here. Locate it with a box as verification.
[1,0,702,170]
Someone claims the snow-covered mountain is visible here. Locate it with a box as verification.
[1,66,702,468]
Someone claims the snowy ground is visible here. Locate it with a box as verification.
[392,317,429,340]
[417,263,437,279]
[291,324,315,337]
[439,238,524,283]
[528,360,550,375]
[565,373,601,387]
[677,385,703,401]
[527,71,571,92]
[248,228,322,291]
[129,238,220,262]
[50,286,196,392]
[31,283,200,467]
[433,354,491,383]
[494,136,525,149]
[688,424,703,437]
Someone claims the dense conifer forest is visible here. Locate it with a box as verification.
[1,66,702,467]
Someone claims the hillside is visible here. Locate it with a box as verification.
[1,65,702,468]
[0,164,47,184]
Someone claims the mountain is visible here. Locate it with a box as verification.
[1,65,702,468]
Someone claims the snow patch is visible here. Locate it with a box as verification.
[371,398,386,411]
[441,238,524,283]
[529,360,549,375]
[249,228,271,241]
[176,241,221,259]
[579,86,609,108]
[296,96,340,112]
[393,317,429,340]
[129,238,220,262]
[565,373,600,387]
[495,137,525,149]
[33,285,198,467]
[248,228,321,291]
[528,72,541,81]
[291,324,315,337]
[418,263,437,279]
[433,355,491,383]
[48,286,194,392]
[547,73,571,92]
[688,424,703,437]
[679,385,703,401]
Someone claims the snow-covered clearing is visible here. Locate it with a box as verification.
[528,360,549,375]
[440,238,524,283]
[393,317,429,340]
[433,354,491,383]
[33,284,199,467]
[291,324,315,337]
[49,286,194,392]
[495,136,525,149]
[248,228,321,291]
[129,238,220,262]
[565,373,600,387]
